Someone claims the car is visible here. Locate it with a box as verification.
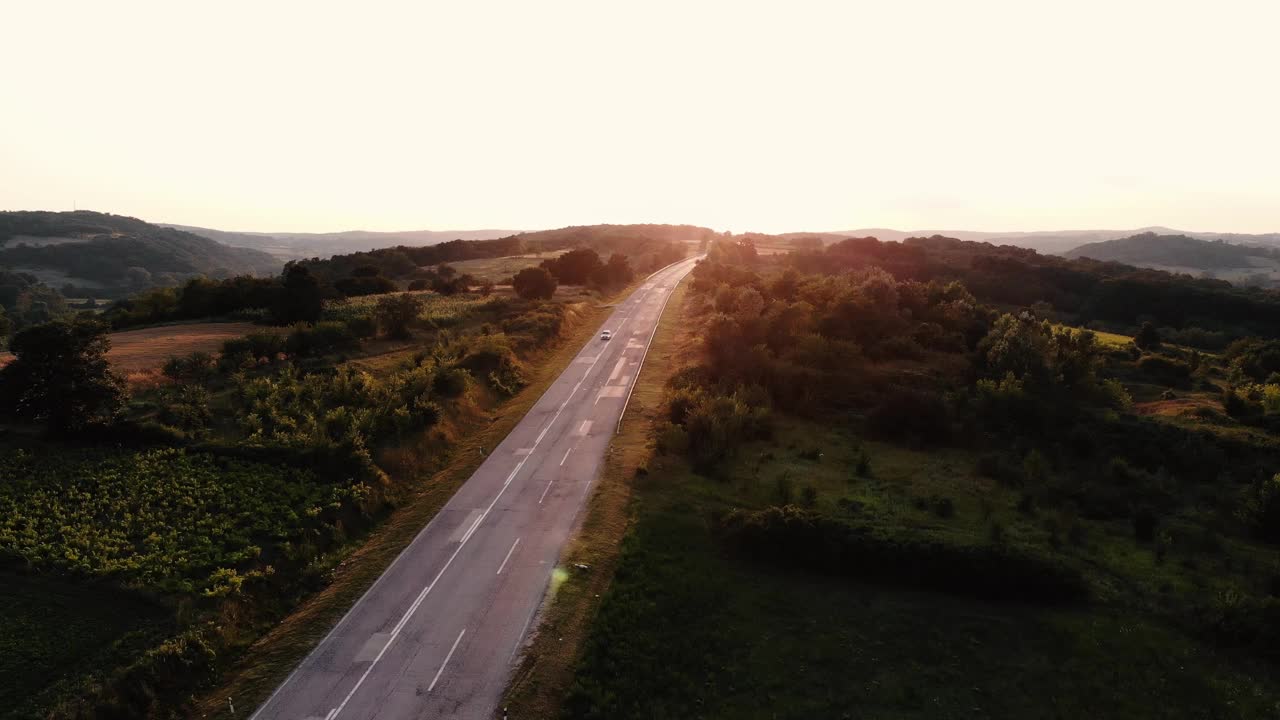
[600,330,612,340]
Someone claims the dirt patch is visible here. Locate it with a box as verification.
[1134,396,1220,418]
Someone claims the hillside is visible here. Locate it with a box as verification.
[1065,232,1280,285]
[165,223,521,260]
[0,211,280,293]
[825,226,1280,256]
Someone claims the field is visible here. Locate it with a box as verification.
[321,291,499,327]
[0,321,274,372]
[445,249,569,282]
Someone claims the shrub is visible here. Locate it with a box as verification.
[718,506,1088,604]
[432,367,469,398]
[286,322,360,357]
[1136,354,1191,387]
[346,315,378,339]
[162,351,216,383]
[867,387,951,444]
[1133,507,1159,542]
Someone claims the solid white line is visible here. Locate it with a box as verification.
[510,601,540,663]
[617,257,698,432]
[538,478,554,504]
[560,446,573,466]
[428,628,467,693]
[496,538,520,575]
[325,709,337,720]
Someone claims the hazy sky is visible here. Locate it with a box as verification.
[3,1,1277,234]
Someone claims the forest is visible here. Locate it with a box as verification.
[558,237,1280,719]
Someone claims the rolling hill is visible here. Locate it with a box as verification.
[1063,232,1280,286]
[164,223,522,260]
[826,226,1280,255]
[0,211,280,294]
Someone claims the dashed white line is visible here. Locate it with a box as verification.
[428,628,466,693]
[560,446,573,466]
[538,477,554,504]
[496,538,520,575]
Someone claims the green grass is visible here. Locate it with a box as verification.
[561,417,1280,719]
[0,574,171,720]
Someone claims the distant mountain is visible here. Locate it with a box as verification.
[828,226,1280,255]
[1064,232,1280,287]
[0,211,280,294]
[164,223,522,260]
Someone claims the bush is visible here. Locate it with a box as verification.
[346,315,378,339]
[432,367,469,398]
[1133,507,1159,542]
[286,321,360,357]
[866,387,950,444]
[162,351,216,383]
[718,505,1088,604]
[1136,354,1192,387]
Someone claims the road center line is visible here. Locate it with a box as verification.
[538,477,554,504]
[560,446,573,465]
[428,628,467,693]
[496,538,520,575]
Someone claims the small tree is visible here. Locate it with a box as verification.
[375,293,425,340]
[273,264,325,323]
[0,318,126,433]
[1134,321,1162,351]
[513,267,557,300]
[0,306,10,342]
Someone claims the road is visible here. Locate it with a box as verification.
[250,255,700,720]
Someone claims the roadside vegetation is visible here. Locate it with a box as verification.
[0,231,685,718]
[556,238,1280,719]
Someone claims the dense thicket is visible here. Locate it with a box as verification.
[786,235,1280,347]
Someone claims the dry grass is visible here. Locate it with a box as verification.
[191,285,641,719]
[503,279,696,718]
[0,321,273,373]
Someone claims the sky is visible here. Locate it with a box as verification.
[2,0,1278,235]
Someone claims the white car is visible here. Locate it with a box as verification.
[600,330,612,341]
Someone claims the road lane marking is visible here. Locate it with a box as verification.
[576,421,592,436]
[496,538,520,575]
[330,445,528,719]
[538,478,554,504]
[428,628,466,693]
[450,509,484,542]
[608,358,626,382]
[510,601,540,663]
[560,446,573,465]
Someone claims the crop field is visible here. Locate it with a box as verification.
[322,291,499,327]
[0,448,339,594]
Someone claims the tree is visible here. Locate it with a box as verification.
[375,293,425,339]
[0,306,10,340]
[0,318,126,433]
[513,267,557,300]
[541,248,603,285]
[273,263,325,323]
[1134,321,1162,350]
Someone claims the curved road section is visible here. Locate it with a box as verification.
[251,256,700,720]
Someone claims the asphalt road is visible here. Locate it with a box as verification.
[250,256,700,720]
